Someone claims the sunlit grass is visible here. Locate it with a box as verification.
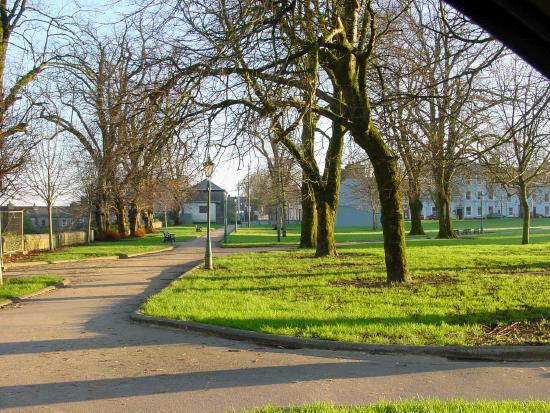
[142,231,550,346]
[239,400,550,413]
[0,276,62,301]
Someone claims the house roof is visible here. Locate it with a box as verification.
[195,179,227,192]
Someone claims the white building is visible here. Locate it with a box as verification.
[415,178,550,219]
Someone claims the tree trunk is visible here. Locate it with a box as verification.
[408,195,425,236]
[299,179,317,248]
[128,202,139,237]
[114,198,127,238]
[434,172,456,239]
[315,193,337,257]
[47,202,54,251]
[352,126,411,283]
[171,208,181,225]
[436,191,455,238]
[142,208,154,233]
[87,203,93,243]
[519,181,530,244]
[94,191,110,239]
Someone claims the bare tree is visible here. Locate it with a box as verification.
[404,0,503,239]
[484,57,550,244]
[25,134,72,250]
[0,1,64,197]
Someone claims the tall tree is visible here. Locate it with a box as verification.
[25,134,72,250]
[484,57,550,244]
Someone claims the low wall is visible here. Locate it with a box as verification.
[22,231,94,253]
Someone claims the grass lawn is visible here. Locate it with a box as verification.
[240,400,550,413]
[224,218,550,247]
[142,231,550,346]
[16,225,211,263]
[0,276,62,301]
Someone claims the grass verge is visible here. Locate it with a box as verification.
[0,276,62,301]
[142,232,550,346]
[239,400,550,413]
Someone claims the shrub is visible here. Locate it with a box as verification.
[101,229,121,241]
[134,228,146,238]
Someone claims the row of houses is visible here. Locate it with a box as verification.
[4,175,549,232]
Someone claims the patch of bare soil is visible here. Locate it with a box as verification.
[475,320,550,345]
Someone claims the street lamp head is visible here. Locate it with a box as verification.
[203,156,214,179]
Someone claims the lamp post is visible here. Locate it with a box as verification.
[223,192,228,244]
[204,156,214,270]
[235,184,239,232]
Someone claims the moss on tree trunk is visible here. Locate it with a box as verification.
[315,194,337,257]
[300,180,317,248]
[408,196,425,236]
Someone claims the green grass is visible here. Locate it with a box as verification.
[224,218,550,247]
[0,276,62,301]
[22,225,210,262]
[239,400,550,413]
[142,231,550,346]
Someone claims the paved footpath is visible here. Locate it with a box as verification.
[1,229,549,413]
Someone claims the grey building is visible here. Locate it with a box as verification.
[335,178,379,227]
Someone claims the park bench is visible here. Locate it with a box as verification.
[462,228,472,235]
[473,228,480,234]
[163,230,176,244]
[453,229,460,237]
[195,225,203,232]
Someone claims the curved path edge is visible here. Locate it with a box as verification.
[130,310,550,362]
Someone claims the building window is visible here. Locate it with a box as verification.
[466,191,471,200]
[488,191,494,200]
[199,205,208,213]
[41,219,46,226]
[509,207,513,216]
[466,206,471,216]
[477,206,482,216]
[545,193,549,202]
[488,206,494,214]
[545,206,549,216]
[432,206,436,213]
[477,191,483,200]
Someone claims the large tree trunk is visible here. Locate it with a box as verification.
[128,202,139,237]
[408,191,425,236]
[47,202,54,251]
[519,180,530,244]
[315,193,337,257]
[142,208,154,233]
[93,185,110,239]
[114,198,127,238]
[171,208,181,226]
[434,169,456,239]
[352,126,411,283]
[299,179,317,248]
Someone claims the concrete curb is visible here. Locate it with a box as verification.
[130,311,550,362]
[5,246,176,270]
[0,279,70,309]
